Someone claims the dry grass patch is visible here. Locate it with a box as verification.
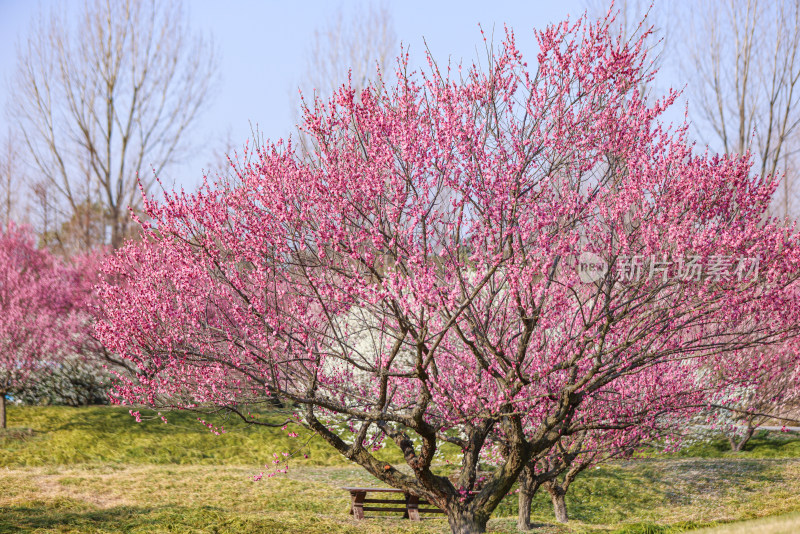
[691,512,800,534]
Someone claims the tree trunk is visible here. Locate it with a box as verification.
[551,491,568,523]
[517,487,534,531]
[729,425,755,452]
[446,508,488,534]
[516,465,542,531]
[0,393,6,429]
[544,483,568,524]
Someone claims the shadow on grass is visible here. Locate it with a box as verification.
[0,501,432,534]
[0,428,36,441]
[0,502,342,534]
[0,503,159,533]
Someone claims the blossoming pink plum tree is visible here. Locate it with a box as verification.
[0,225,85,428]
[96,14,800,534]
[705,341,800,451]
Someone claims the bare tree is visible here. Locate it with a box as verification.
[9,0,218,251]
[683,0,800,219]
[0,133,25,228]
[292,1,397,155]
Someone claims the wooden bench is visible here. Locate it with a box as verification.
[342,487,445,520]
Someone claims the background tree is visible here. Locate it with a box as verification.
[682,0,800,220]
[0,134,25,228]
[0,225,84,428]
[293,1,396,156]
[705,343,800,451]
[14,248,123,408]
[96,15,800,534]
[8,0,218,252]
[591,0,800,220]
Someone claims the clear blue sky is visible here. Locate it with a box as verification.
[1,0,613,191]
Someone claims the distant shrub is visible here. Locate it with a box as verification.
[14,356,110,406]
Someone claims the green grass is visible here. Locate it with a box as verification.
[664,431,800,459]
[1,406,800,533]
[0,404,407,467]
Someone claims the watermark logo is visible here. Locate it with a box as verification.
[577,252,609,283]
[576,253,760,284]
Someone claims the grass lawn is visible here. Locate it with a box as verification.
[1,406,800,533]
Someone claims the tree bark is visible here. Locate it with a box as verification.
[516,465,543,531]
[517,487,534,531]
[0,393,6,429]
[446,508,488,534]
[544,482,569,524]
[550,491,568,523]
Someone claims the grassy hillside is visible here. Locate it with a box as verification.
[1,406,800,533]
[0,404,381,467]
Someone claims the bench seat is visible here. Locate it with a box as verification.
[342,487,445,520]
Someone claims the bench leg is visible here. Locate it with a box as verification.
[406,494,420,521]
[351,491,365,520]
